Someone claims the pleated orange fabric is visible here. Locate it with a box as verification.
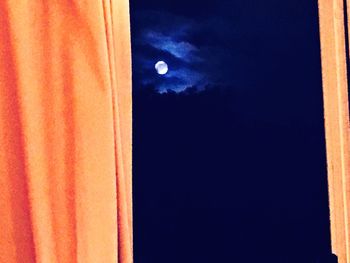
[0,1,132,262]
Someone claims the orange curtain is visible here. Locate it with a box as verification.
[0,1,132,262]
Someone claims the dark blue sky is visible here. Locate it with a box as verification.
[130,0,323,125]
[131,1,332,262]
[131,0,321,93]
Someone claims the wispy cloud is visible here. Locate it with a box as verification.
[132,10,237,91]
[143,31,203,63]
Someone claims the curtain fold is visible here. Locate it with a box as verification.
[0,1,132,262]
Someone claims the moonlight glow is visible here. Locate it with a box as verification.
[155,61,168,75]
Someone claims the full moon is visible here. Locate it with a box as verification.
[155,61,168,75]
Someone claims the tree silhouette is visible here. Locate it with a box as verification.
[133,84,332,263]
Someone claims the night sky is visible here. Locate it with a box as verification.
[131,0,334,262]
[132,1,321,93]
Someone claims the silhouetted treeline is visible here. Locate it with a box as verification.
[133,85,333,263]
